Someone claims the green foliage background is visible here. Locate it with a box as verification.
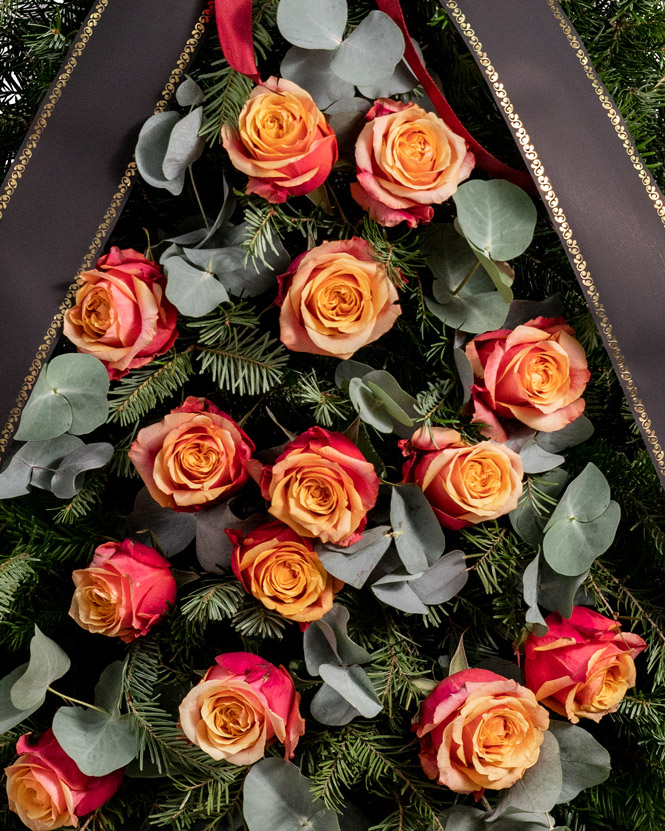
[1,1,665,830]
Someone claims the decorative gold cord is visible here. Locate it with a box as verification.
[443,0,665,480]
[0,4,212,459]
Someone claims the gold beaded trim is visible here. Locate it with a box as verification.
[0,4,212,460]
[443,0,665,481]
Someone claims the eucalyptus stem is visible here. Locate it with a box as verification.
[47,686,108,715]
[452,259,481,295]
[188,165,210,232]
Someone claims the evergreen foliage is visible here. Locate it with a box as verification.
[1,1,665,830]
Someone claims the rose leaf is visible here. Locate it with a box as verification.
[391,484,445,572]
[331,11,404,86]
[10,625,70,711]
[276,0,347,51]
[243,758,340,831]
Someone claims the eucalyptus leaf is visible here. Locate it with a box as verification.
[538,558,588,618]
[453,347,474,405]
[468,242,515,303]
[304,605,371,675]
[493,731,562,815]
[326,97,372,156]
[0,435,83,498]
[10,626,70,710]
[509,467,569,548]
[124,487,196,558]
[543,500,621,577]
[165,256,229,316]
[453,179,538,262]
[348,377,394,433]
[390,484,445,573]
[449,634,469,675]
[196,502,265,573]
[410,550,468,605]
[0,664,40,732]
[503,295,564,329]
[545,463,611,525]
[318,664,382,718]
[519,438,565,475]
[356,46,419,98]
[335,359,375,388]
[50,442,114,499]
[243,758,340,831]
[310,682,361,726]
[162,107,205,179]
[94,661,126,715]
[281,47,354,109]
[277,0,347,50]
[549,721,611,802]
[522,555,548,635]
[331,11,404,86]
[364,370,418,424]
[424,223,494,298]
[317,526,392,588]
[176,76,205,106]
[425,291,510,334]
[535,416,594,454]
[371,574,428,614]
[52,705,138,776]
[16,354,109,441]
[135,111,186,194]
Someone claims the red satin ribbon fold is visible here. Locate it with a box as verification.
[213,0,533,191]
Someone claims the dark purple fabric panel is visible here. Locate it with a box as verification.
[0,0,209,462]
[445,0,665,487]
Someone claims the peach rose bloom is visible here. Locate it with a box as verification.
[525,606,647,724]
[63,246,178,380]
[228,521,343,623]
[413,669,549,794]
[400,427,523,530]
[260,426,379,546]
[178,652,305,765]
[69,538,176,643]
[221,76,338,203]
[128,396,258,511]
[351,98,474,228]
[466,316,591,442]
[5,730,122,831]
[277,237,401,359]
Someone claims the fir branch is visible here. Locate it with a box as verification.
[51,473,107,524]
[289,371,353,428]
[362,217,426,286]
[180,579,244,625]
[107,350,194,426]
[0,554,36,620]
[231,597,287,639]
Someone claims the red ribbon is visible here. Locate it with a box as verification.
[213,0,534,192]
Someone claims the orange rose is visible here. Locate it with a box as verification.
[524,607,647,724]
[413,669,549,794]
[466,316,591,441]
[128,396,257,511]
[228,520,343,623]
[260,427,379,545]
[351,98,474,228]
[400,427,523,530]
[221,76,338,203]
[277,237,401,358]
[63,247,178,380]
[69,539,177,643]
[178,652,305,765]
[5,730,122,831]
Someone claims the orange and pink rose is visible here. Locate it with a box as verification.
[400,427,523,530]
[524,606,647,724]
[221,76,338,203]
[260,427,379,546]
[69,538,177,643]
[277,237,401,359]
[413,669,549,794]
[63,247,178,380]
[178,652,305,765]
[228,520,343,623]
[128,396,258,511]
[351,98,474,228]
[5,730,122,831]
[466,316,590,442]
